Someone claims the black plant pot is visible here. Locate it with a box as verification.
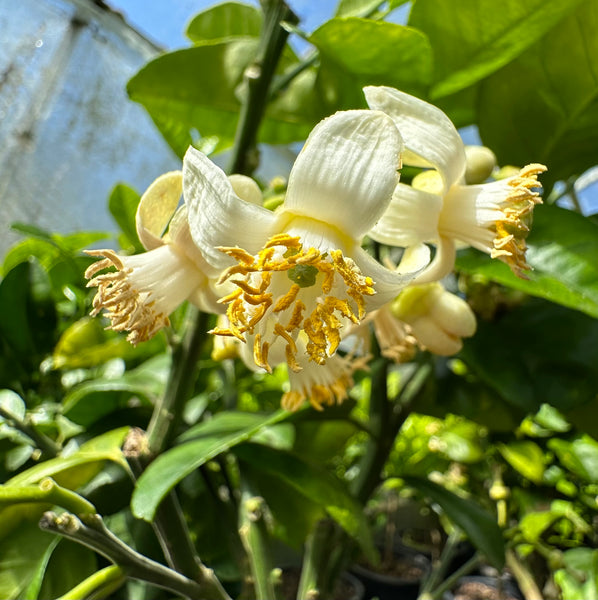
[442,575,524,600]
[350,544,430,600]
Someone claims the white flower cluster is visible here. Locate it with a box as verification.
[85,87,545,411]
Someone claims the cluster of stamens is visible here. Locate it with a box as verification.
[212,233,375,373]
[84,250,169,345]
[491,163,546,278]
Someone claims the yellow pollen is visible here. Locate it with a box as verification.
[216,233,375,370]
[494,163,546,279]
[84,250,169,346]
[253,334,272,373]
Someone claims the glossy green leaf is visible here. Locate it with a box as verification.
[478,0,598,187]
[310,18,432,110]
[457,205,598,319]
[404,476,505,569]
[461,299,598,415]
[498,441,546,484]
[0,521,56,600]
[52,317,160,370]
[234,442,377,562]
[131,410,290,521]
[128,41,323,156]
[335,0,383,17]
[186,2,262,43]
[409,0,584,98]
[108,184,143,254]
[549,435,598,483]
[62,354,169,425]
[555,548,598,600]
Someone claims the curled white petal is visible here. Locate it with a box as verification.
[183,146,276,271]
[364,86,466,193]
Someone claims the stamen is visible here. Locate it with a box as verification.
[215,232,376,372]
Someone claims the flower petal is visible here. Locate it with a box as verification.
[183,146,276,270]
[283,110,403,240]
[352,245,422,310]
[364,86,466,192]
[369,183,443,247]
[136,171,183,251]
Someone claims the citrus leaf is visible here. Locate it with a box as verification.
[404,476,505,569]
[131,410,290,521]
[409,0,584,98]
[234,442,377,562]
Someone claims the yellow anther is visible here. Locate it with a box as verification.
[273,323,297,354]
[218,288,243,304]
[253,334,272,373]
[285,300,306,332]
[273,284,300,312]
[285,345,302,373]
[217,246,256,264]
[265,233,302,249]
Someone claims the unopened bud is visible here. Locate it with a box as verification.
[464,145,497,184]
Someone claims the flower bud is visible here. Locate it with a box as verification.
[391,283,476,356]
[464,145,497,184]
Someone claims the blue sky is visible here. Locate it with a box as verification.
[106,0,340,49]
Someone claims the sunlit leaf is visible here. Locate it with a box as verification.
[128,41,323,156]
[478,0,598,188]
[404,476,505,569]
[409,0,584,98]
[131,410,290,521]
[186,2,262,43]
[498,441,546,484]
[310,18,432,111]
[549,435,598,483]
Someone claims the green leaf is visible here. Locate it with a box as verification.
[549,435,598,483]
[131,410,290,521]
[128,41,322,156]
[37,540,96,600]
[457,205,598,319]
[409,0,584,98]
[234,442,377,562]
[335,0,383,17]
[52,317,160,370]
[555,548,598,600]
[0,390,26,422]
[498,441,546,484]
[108,184,143,254]
[186,2,262,43]
[478,0,598,187]
[62,354,169,426]
[460,299,598,415]
[0,521,56,600]
[310,18,432,111]
[404,476,505,569]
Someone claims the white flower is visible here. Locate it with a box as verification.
[84,171,258,345]
[364,86,546,281]
[183,109,421,410]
